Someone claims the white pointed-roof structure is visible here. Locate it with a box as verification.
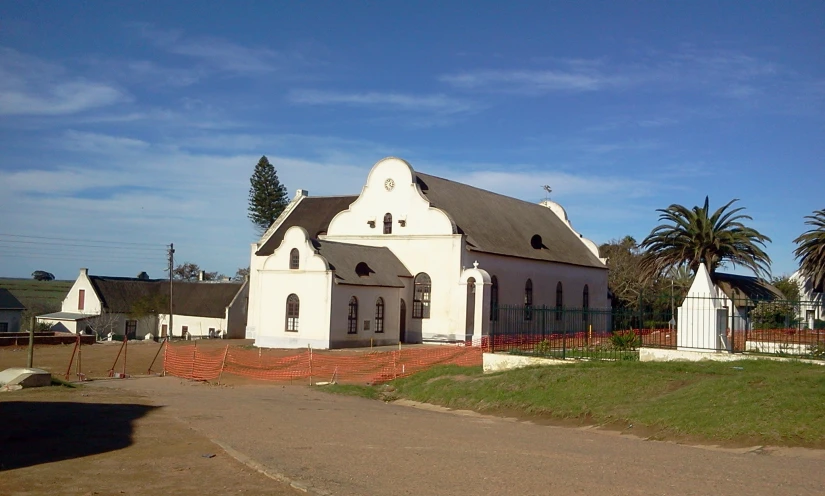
[677,263,728,351]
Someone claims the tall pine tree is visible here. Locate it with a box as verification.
[248,155,289,234]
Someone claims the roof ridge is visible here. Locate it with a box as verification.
[416,171,551,211]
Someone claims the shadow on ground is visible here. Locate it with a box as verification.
[0,401,158,471]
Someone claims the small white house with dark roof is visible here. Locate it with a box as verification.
[38,268,249,339]
[0,288,26,333]
[791,269,824,328]
[247,157,609,349]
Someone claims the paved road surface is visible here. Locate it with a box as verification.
[94,377,825,496]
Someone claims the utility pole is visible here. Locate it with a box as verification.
[168,243,175,339]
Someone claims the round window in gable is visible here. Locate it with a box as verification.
[530,234,543,250]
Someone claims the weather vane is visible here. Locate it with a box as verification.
[542,185,552,201]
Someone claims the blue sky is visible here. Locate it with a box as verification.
[1,1,823,280]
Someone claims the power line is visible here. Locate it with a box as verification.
[0,232,164,248]
[0,239,166,253]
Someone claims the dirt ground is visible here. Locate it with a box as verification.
[0,384,299,496]
[0,339,432,384]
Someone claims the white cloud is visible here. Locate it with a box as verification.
[288,89,477,114]
[439,70,624,93]
[132,23,304,75]
[439,48,809,103]
[0,48,126,116]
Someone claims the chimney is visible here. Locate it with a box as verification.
[296,189,309,198]
[80,268,89,277]
[198,270,205,281]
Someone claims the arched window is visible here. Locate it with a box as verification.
[348,296,359,334]
[375,297,385,333]
[490,276,499,321]
[383,213,393,234]
[289,248,299,270]
[555,281,564,321]
[524,279,533,321]
[286,294,299,331]
[582,285,590,326]
[413,273,431,319]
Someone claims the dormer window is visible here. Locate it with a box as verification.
[355,262,374,277]
[530,234,543,250]
[383,213,392,234]
[290,248,299,269]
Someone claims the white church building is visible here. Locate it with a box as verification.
[246,157,608,349]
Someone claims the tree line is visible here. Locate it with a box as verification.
[602,198,824,318]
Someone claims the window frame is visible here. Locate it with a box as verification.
[524,279,533,321]
[78,289,85,311]
[286,294,300,332]
[289,248,300,270]
[374,297,385,333]
[489,276,498,321]
[555,281,564,321]
[413,273,431,319]
[383,213,393,234]
[348,296,359,334]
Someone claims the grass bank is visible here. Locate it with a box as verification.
[0,278,73,325]
[325,360,825,447]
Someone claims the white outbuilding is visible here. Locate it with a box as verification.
[247,157,609,349]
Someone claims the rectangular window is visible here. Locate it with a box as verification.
[182,325,189,336]
[161,324,168,338]
[78,289,85,310]
[0,323,8,333]
[125,320,137,339]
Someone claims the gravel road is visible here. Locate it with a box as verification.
[93,377,825,496]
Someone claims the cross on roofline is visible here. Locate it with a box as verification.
[542,185,552,201]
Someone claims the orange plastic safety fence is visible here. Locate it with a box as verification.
[163,342,485,384]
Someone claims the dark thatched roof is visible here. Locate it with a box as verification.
[0,288,26,310]
[257,196,357,256]
[314,240,411,287]
[89,276,244,318]
[712,272,785,306]
[414,172,606,269]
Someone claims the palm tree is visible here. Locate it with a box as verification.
[640,196,772,279]
[793,209,825,289]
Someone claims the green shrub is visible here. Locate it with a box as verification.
[534,339,552,356]
[611,330,640,350]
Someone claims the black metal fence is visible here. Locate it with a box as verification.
[490,297,825,361]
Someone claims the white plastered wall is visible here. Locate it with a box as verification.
[253,226,334,349]
[470,252,609,308]
[62,268,103,315]
[329,284,404,348]
[157,313,225,338]
[325,157,464,341]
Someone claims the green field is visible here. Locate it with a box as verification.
[326,360,825,448]
[0,278,73,327]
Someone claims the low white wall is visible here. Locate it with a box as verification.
[483,352,569,373]
[640,347,824,365]
[745,341,811,355]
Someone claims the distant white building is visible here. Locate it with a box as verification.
[0,288,26,333]
[246,157,609,349]
[38,268,249,339]
[791,270,824,328]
